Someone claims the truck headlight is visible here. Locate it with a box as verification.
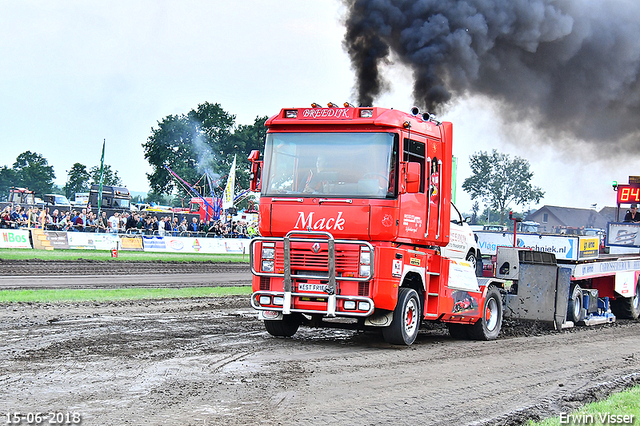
[360,264,371,277]
[262,247,275,260]
[259,295,271,305]
[359,248,371,277]
[344,300,356,310]
[262,260,274,272]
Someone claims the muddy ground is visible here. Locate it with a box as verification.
[1,261,640,425]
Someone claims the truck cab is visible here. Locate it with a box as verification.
[249,106,500,346]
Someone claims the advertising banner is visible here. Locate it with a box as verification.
[0,229,32,249]
[577,236,599,259]
[45,231,70,249]
[475,231,581,261]
[119,235,143,251]
[141,235,250,254]
[66,232,119,250]
[607,222,640,247]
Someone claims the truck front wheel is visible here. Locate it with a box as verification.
[382,288,421,345]
[611,279,640,320]
[264,314,301,337]
[468,286,502,340]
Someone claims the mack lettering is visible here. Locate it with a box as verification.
[294,211,345,231]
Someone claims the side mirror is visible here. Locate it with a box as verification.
[248,150,262,192]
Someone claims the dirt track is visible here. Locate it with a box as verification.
[1,261,640,425]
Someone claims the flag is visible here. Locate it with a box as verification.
[97,139,106,212]
[222,155,236,210]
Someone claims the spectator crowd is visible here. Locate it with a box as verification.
[0,205,257,238]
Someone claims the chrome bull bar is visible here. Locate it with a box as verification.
[250,230,374,317]
[251,291,375,317]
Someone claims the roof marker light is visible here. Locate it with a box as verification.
[311,102,322,108]
[327,102,338,108]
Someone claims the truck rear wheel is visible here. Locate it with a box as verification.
[468,286,502,340]
[382,288,421,345]
[264,314,301,337]
[567,284,584,323]
[611,279,640,320]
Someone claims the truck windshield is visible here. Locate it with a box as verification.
[262,132,397,198]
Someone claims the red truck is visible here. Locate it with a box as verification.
[248,105,640,345]
[247,105,500,345]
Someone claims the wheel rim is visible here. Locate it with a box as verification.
[404,298,418,335]
[466,253,476,270]
[485,298,498,331]
[572,292,581,319]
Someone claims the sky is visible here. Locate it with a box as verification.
[0,0,634,215]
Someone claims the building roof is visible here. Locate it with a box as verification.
[525,205,611,230]
[598,206,622,223]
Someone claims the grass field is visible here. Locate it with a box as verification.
[0,248,249,262]
[0,286,252,303]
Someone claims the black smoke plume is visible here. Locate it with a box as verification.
[343,0,640,146]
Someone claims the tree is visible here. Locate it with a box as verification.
[0,166,17,201]
[12,151,56,196]
[462,150,544,224]
[89,164,122,186]
[144,113,211,197]
[143,102,267,208]
[470,201,480,225]
[64,163,91,198]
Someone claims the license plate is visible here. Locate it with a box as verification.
[298,283,328,292]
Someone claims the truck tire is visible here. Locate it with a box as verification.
[468,286,502,341]
[264,314,301,337]
[567,284,584,323]
[465,251,478,275]
[611,279,640,320]
[447,323,469,340]
[382,288,421,345]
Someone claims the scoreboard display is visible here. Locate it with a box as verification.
[616,184,640,204]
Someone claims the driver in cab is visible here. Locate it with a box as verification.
[304,156,335,193]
